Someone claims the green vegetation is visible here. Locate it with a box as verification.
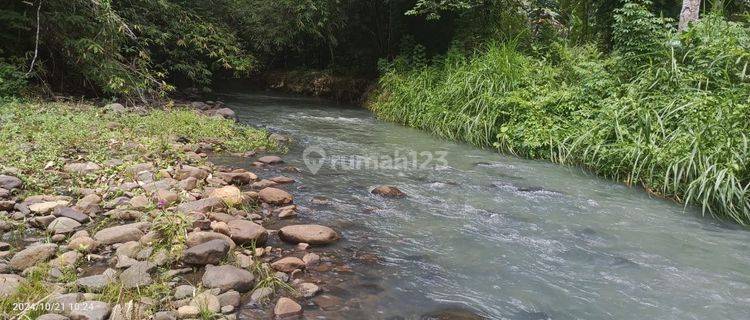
[372,4,750,223]
[0,100,275,193]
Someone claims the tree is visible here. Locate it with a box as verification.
[678,0,701,31]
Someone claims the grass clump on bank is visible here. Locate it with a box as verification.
[0,99,276,194]
[371,6,750,224]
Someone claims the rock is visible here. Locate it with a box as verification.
[258,187,293,205]
[420,308,486,320]
[181,239,229,265]
[176,305,199,319]
[221,305,234,314]
[258,156,283,165]
[105,103,126,113]
[201,265,255,293]
[227,220,267,245]
[216,171,257,185]
[233,252,253,268]
[252,179,277,189]
[154,189,179,206]
[175,165,209,181]
[217,290,241,307]
[154,311,177,320]
[190,292,220,313]
[269,133,289,143]
[210,221,230,235]
[270,176,294,184]
[47,217,81,234]
[75,194,101,214]
[30,215,56,228]
[271,257,305,273]
[119,261,155,288]
[371,185,406,198]
[0,200,14,211]
[206,107,236,120]
[0,274,23,297]
[64,162,101,175]
[75,269,116,292]
[0,187,10,198]
[115,255,138,269]
[142,179,176,194]
[126,163,154,176]
[278,225,339,245]
[274,297,302,319]
[298,283,320,298]
[109,301,147,320]
[174,285,196,300]
[0,175,22,190]
[94,224,145,245]
[209,186,244,207]
[177,197,225,213]
[50,251,80,269]
[54,207,90,223]
[69,236,98,252]
[29,200,70,214]
[302,253,320,266]
[129,195,150,210]
[311,294,343,311]
[69,301,110,320]
[9,243,57,270]
[250,287,273,302]
[186,231,236,251]
[178,177,198,191]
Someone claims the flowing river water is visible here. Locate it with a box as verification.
[215,90,750,320]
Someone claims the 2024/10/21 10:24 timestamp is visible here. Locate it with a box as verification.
[13,302,95,312]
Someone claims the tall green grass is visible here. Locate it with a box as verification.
[371,12,750,224]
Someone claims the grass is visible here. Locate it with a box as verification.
[0,264,54,320]
[0,99,276,194]
[371,13,750,224]
[151,211,193,260]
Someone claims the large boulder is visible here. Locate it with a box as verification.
[9,243,57,270]
[93,223,146,245]
[258,187,293,205]
[181,239,229,265]
[201,265,255,293]
[278,225,339,245]
[227,220,267,245]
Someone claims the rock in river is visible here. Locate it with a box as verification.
[271,257,305,273]
[258,187,293,205]
[278,224,339,245]
[274,297,302,319]
[371,185,406,198]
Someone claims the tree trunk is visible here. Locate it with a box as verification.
[678,0,701,31]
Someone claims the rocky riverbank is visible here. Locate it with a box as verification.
[0,101,363,320]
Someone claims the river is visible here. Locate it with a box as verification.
[215,90,750,320]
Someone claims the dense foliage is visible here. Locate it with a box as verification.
[372,3,750,224]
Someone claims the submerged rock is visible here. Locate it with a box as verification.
[371,185,406,198]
